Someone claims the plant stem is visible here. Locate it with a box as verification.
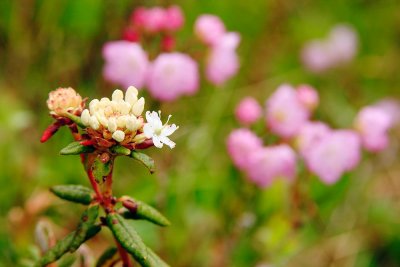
[87,168,104,203]
[116,238,133,267]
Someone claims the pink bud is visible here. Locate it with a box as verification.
[226,129,263,171]
[161,35,175,52]
[305,130,361,184]
[163,6,184,31]
[194,14,226,46]
[246,144,297,188]
[131,7,147,27]
[102,41,149,89]
[142,7,166,33]
[235,97,262,125]
[205,32,240,86]
[354,106,392,152]
[296,84,319,111]
[266,84,310,138]
[123,28,140,42]
[146,52,199,101]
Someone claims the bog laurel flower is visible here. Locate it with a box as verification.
[81,86,146,144]
[143,111,179,148]
[47,87,84,116]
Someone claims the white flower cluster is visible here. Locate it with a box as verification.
[47,87,83,116]
[81,86,145,143]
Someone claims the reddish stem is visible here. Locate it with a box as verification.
[87,168,104,203]
[116,238,133,267]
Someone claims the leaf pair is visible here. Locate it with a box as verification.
[121,197,170,227]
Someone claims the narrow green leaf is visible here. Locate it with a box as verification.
[92,158,113,182]
[35,225,101,266]
[110,145,131,156]
[106,213,169,267]
[121,198,170,227]
[63,112,86,128]
[50,185,94,205]
[60,141,95,155]
[95,247,119,267]
[69,205,100,252]
[130,151,155,174]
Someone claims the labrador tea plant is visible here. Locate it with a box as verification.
[38,86,178,267]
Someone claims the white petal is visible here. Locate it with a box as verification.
[126,116,138,131]
[159,135,176,149]
[152,135,163,148]
[112,130,125,142]
[146,111,162,129]
[125,86,138,105]
[89,116,100,130]
[132,133,147,143]
[117,116,128,128]
[81,109,90,125]
[161,124,179,137]
[108,118,117,133]
[112,89,124,101]
[143,123,155,138]
[89,99,99,114]
[131,97,145,116]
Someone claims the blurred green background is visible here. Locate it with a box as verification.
[1,0,400,266]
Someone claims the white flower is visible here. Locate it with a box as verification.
[47,87,83,116]
[80,86,145,143]
[143,111,179,149]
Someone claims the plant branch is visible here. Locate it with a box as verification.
[115,238,133,267]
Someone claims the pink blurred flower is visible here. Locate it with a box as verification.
[141,7,166,33]
[266,84,310,138]
[164,6,184,31]
[205,32,240,86]
[296,121,331,158]
[102,41,149,89]
[354,106,392,152]
[297,84,319,111]
[305,130,361,184]
[373,99,400,126]
[235,97,262,125]
[246,144,297,188]
[226,128,263,171]
[146,52,199,101]
[194,14,226,46]
[301,24,358,73]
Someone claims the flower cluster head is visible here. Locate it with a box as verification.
[47,87,84,117]
[301,24,358,73]
[102,7,241,102]
[80,86,178,149]
[228,83,397,187]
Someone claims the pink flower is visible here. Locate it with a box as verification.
[295,121,331,158]
[301,40,334,72]
[205,32,240,86]
[235,97,262,125]
[245,144,297,188]
[266,84,310,138]
[194,14,226,46]
[163,6,184,31]
[354,106,392,152]
[146,52,199,101]
[296,84,319,111]
[102,41,149,89]
[373,99,400,126]
[305,130,361,184]
[329,25,358,64]
[141,7,166,33]
[226,129,263,171]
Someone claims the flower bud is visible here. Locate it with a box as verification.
[46,87,83,116]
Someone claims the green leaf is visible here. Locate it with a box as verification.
[69,205,100,252]
[130,151,155,174]
[50,185,94,205]
[95,247,119,267]
[92,158,113,182]
[121,198,170,227]
[60,141,95,155]
[106,213,169,267]
[35,225,101,266]
[63,112,86,128]
[110,145,131,156]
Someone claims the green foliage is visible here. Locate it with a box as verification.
[110,145,131,156]
[106,213,169,267]
[130,151,155,174]
[121,197,170,227]
[50,185,94,205]
[96,247,119,267]
[60,141,95,155]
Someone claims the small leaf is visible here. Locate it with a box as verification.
[92,158,113,182]
[95,247,119,267]
[35,225,101,266]
[60,141,95,155]
[106,213,169,267]
[50,185,94,205]
[130,151,155,173]
[110,145,131,156]
[121,197,170,227]
[69,205,100,252]
[64,112,86,128]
